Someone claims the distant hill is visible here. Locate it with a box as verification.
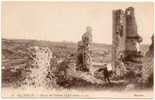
[2,38,113,64]
[2,38,149,63]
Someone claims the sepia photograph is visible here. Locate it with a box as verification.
[1,1,154,98]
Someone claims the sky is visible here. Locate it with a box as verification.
[2,2,154,44]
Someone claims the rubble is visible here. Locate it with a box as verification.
[22,46,57,88]
[142,35,154,87]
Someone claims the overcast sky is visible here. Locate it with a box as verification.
[2,2,154,44]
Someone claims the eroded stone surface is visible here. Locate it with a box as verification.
[76,26,93,72]
[112,7,144,83]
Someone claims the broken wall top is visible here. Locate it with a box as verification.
[125,7,142,41]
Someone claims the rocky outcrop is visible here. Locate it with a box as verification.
[142,35,154,87]
[145,35,154,57]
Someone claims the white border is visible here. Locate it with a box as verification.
[0,0,154,100]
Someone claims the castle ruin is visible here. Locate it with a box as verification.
[112,7,143,83]
[76,26,93,72]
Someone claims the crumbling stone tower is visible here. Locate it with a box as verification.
[76,26,93,72]
[112,7,143,82]
[112,9,126,76]
[124,7,143,63]
[124,7,143,83]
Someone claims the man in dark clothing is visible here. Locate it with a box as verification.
[98,64,111,84]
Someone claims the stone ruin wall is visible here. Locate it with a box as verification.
[76,27,93,72]
[112,9,126,75]
[112,7,144,83]
[142,35,154,86]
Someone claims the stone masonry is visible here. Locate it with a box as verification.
[112,7,143,83]
[76,26,93,72]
